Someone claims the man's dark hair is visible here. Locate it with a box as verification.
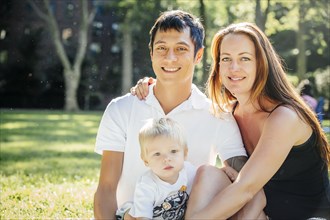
[149,10,205,57]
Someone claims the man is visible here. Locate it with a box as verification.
[94,10,247,219]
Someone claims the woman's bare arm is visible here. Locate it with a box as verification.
[186,106,309,219]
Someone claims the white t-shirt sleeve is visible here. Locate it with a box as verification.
[184,161,197,194]
[95,95,131,154]
[129,180,156,219]
[215,113,247,162]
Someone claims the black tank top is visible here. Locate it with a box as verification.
[232,102,330,219]
[264,132,330,219]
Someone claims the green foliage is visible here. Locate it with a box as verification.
[286,74,300,87]
[0,110,102,219]
[2,0,329,110]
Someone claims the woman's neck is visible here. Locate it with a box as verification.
[235,96,277,115]
[235,95,258,114]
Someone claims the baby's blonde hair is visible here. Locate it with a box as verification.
[139,118,188,162]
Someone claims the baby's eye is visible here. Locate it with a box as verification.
[153,152,160,156]
[171,150,178,154]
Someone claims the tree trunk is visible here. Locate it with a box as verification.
[28,0,94,111]
[64,68,80,111]
[255,0,270,32]
[296,1,307,81]
[121,20,133,94]
[199,0,208,85]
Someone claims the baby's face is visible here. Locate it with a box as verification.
[144,136,185,184]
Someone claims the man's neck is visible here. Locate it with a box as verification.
[154,82,192,115]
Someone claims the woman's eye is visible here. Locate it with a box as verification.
[221,57,230,62]
[241,57,251,61]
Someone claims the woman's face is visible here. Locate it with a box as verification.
[219,33,257,98]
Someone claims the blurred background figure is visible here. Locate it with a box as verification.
[298,79,326,125]
[316,96,325,125]
[299,80,318,111]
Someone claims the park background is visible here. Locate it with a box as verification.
[0,0,329,219]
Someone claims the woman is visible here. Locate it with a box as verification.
[132,23,330,219]
[185,23,330,219]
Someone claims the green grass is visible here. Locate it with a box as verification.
[0,109,103,219]
[1,110,329,219]
[323,119,330,140]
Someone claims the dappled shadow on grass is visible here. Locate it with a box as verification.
[1,112,101,143]
[1,148,98,162]
[0,110,103,219]
[0,109,102,183]
[0,147,101,183]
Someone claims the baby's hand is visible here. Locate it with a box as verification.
[123,211,136,220]
[222,166,238,182]
[130,77,155,100]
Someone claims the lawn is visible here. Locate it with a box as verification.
[0,109,329,219]
[0,109,102,219]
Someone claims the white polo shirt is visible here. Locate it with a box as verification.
[95,84,246,207]
[129,161,197,219]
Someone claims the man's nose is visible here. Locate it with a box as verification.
[165,49,177,61]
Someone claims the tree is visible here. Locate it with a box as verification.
[255,0,270,32]
[199,0,209,84]
[121,10,133,94]
[104,0,163,94]
[296,0,308,81]
[28,0,95,111]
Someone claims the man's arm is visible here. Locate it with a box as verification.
[94,151,123,219]
[223,156,248,172]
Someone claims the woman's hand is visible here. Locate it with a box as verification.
[221,166,238,182]
[130,77,155,100]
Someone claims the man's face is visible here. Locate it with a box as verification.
[150,28,202,85]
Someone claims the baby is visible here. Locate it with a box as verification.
[116,117,196,220]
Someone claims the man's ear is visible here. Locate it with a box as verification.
[195,47,204,64]
[150,50,153,59]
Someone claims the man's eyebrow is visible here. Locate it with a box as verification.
[177,41,190,47]
[154,40,191,47]
[154,40,165,45]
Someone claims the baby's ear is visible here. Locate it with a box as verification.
[141,154,148,166]
[144,160,149,166]
[184,146,188,159]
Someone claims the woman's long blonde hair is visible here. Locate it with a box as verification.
[207,22,329,167]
